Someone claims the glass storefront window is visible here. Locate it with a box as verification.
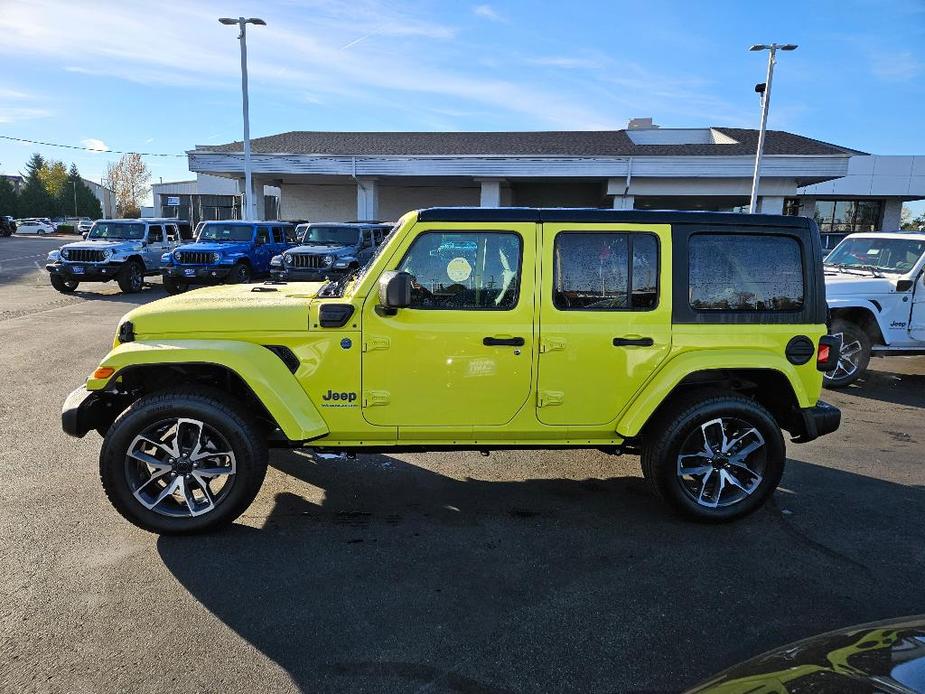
[812,199,882,233]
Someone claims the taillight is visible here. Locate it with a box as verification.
[817,335,839,371]
[817,344,830,364]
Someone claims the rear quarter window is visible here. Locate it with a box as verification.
[689,234,804,311]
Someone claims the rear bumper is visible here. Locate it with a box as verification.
[791,400,841,443]
[62,386,119,438]
[47,261,124,281]
[163,265,234,284]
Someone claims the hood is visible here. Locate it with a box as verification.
[688,616,925,693]
[118,282,326,338]
[61,239,132,251]
[180,241,250,253]
[287,243,352,255]
[824,269,899,298]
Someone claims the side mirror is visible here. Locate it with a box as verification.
[378,271,413,310]
[81,232,88,239]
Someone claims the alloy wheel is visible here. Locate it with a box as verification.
[824,331,861,383]
[125,417,236,517]
[676,417,766,509]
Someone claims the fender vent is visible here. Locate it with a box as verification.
[319,304,355,328]
[785,335,815,365]
[263,345,300,373]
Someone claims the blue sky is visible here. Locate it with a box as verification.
[1,0,923,212]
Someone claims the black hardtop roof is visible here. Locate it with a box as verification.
[416,207,810,228]
[201,220,293,226]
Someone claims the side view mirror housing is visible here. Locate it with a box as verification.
[378,271,413,310]
[81,232,88,239]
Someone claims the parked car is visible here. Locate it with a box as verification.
[16,218,55,235]
[46,219,185,294]
[688,616,925,693]
[0,216,14,237]
[63,207,840,534]
[77,218,94,235]
[161,220,295,294]
[270,222,393,282]
[823,231,925,387]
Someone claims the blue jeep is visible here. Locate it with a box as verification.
[161,221,296,293]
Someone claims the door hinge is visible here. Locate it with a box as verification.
[539,338,566,353]
[363,335,391,352]
[363,390,391,407]
[537,390,565,407]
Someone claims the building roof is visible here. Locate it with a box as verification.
[197,128,864,158]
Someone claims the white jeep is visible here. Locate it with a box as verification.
[823,231,925,387]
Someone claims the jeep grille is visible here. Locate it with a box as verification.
[289,253,327,269]
[66,249,106,263]
[176,251,213,265]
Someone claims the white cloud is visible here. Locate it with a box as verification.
[81,138,109,152]
[473,4,503,21]
[0,106,52,124]
[527,56,605,70]
[869,50,922,82]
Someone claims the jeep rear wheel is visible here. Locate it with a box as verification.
[823,319,871,389]
[227,262,252,284]
[99,388,268,534]
[641,393,785,522]
[117,259,144,293]
[50,274,78,293]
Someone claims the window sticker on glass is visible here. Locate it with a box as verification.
[446,257,472,282]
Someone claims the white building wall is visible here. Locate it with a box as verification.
[280,184,356,221]
[378,184,480,221]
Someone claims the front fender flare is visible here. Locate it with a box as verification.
[615,350,814,438]
[827,299,889,345]
[88,340,329,441]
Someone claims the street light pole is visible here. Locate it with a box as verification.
[220,16,266,220]
[748,43,797,214]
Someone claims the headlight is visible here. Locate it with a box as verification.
[47,250,60,262]
[174,250,183,261]
[271,254,283,267]
[103,248,113,259]
[211,252,221,263]
[284,254,293,266]
[323,255,335,266]
[61,249,70,259]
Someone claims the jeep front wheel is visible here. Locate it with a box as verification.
[227,262,252,284]
[824,319,871,388]
[50,274,79,293]
[117,259,144,293]
[99,389,268,534]
[641,393,785,522]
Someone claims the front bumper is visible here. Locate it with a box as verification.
[791,400,841,443]
[47,261,124,282]
[163,265,234,284]
[62,386,125,438]
[271,266,343,282]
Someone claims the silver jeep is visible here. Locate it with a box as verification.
[46,219,187,294]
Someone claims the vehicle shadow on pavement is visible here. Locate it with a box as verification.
[832,368,925,408]
[156,452,925,694]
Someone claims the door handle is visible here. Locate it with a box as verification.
[613,336,654,347]
[483,336,525,347]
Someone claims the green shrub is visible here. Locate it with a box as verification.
[57,224,75,234]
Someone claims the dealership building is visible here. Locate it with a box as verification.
[172,120,924,243]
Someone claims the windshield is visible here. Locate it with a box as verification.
[197,223,254,243]
[825,237,925,274]
[299,225,360,246]
[88,222,144,240]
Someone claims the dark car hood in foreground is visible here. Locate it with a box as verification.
[687,616,925,693]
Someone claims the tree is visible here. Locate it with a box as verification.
[59,164,103,219]
[0,175,18,217]
[106,153,150,218]
[18,153,53,217]
[900,205,925,231]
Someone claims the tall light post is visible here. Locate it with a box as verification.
[748,43,797,214]
[219,16,266,220]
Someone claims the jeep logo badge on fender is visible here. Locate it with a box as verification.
[322,390,357,402]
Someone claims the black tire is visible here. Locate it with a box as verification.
[50,274,78,293]
[117,259,144,293]
[163,276,188,295]
[227,262,252,284]
[823,319,871,389]
[99,388,268,535]
[641,391,785,522]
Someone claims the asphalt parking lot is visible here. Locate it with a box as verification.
[1,234,923,694]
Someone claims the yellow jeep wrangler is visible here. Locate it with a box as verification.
[62,208,841,533]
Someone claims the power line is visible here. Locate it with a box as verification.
[0,135,187,157]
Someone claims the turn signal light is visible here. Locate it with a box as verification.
[93,367,115,379]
